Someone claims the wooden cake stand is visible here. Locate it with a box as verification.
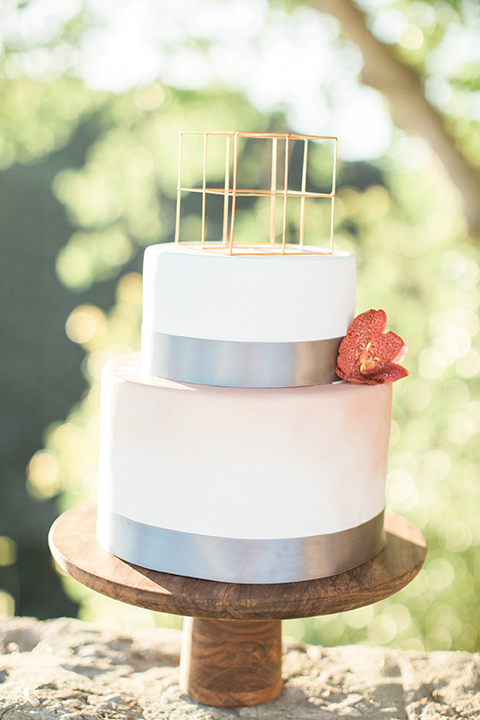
[49,503,426,708]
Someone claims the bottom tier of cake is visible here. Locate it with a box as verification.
[97,353,392,583]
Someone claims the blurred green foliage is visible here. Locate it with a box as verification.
[0,76,105,619]
[2,0,480,653]
[30,84,480,652]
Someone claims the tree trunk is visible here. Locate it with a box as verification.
[304,0,480,238]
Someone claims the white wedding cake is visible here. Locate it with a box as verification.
[96,131,405,584]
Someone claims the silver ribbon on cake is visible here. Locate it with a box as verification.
[142,330,343,387]
[97,509,385,584]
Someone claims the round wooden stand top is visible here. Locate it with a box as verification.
[49,503,426,621]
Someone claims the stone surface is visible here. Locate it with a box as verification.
[1,617,480,719]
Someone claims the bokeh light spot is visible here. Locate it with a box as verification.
[399,24,424,50]
[459,260,480,289]
[87,384,101,413]
[4,54,23,79]
[426,558,455,591]
[283,618,306,642]
[403,568,429,597]
[0,591,15,617]
[441,251,467,281]
[27,450,62,499]
[403,380,432,413]
[418,348,447,379]
[422,449,451,480]
[399,637,425,651]
[426,627,452,651]
[382,603,411,634]
[447,412,476,444]
[457,350,480,378]
[367,615,397,644]
[57,91,86,120]
[434,325,471,362]
[370,8,408,45]
[442,521,473,553]
[313,614,345,645]
[123,147,154,178]
[344,604,374,629]
[134,83,166,111]
[52,423,83,454]
[66,310,96,344]
[409,2,436,31]
[116,273,143,304]
[56,242,93,290]
[443,378,469,410]
[0,537,17,567]
[403,418,436,452]
[65,305,106,348]
[387,468,418,513]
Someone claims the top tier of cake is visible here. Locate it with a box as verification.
[141,242,356,388]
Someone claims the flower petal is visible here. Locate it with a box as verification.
[369,331,408,363]
[336,335,359,377]
[361,360,409,383]
[336,365,365,382]
[347,309,387,350]
[337,371,378,384]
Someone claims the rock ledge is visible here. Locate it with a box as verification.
[1,617,479,719]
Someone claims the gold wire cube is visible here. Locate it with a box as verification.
[174,131,337,255]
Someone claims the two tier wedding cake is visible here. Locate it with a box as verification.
[96,132,408,583]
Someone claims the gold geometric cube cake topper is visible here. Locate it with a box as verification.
[174,131,337,255]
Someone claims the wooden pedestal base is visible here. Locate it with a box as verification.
[49,504,426,708]
[180,618,283,706]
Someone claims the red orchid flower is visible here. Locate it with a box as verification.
[336,309,409,385]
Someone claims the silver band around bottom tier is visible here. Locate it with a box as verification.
[97,509,385,584]
[142,330,343,387]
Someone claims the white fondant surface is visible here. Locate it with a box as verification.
[141,243,356,343]
[98,354,392,541]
